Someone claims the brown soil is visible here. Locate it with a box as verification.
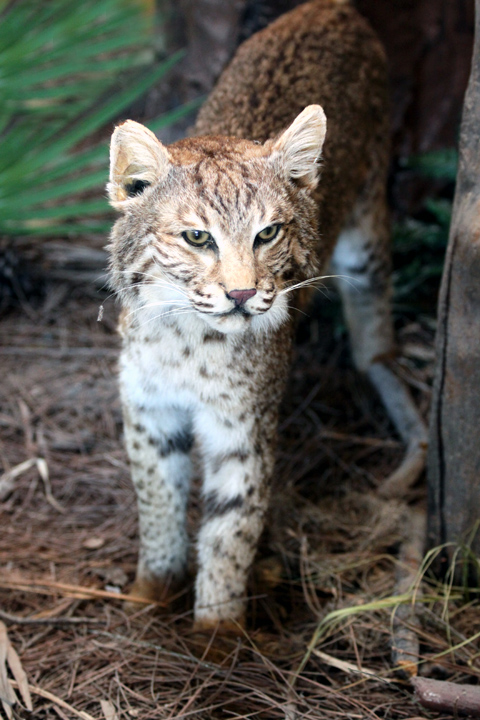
[0,283,478,719]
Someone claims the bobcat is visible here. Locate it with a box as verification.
[107,0,426,643]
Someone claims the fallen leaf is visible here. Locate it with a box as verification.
[0,457,65,513]
[82,537,105,550]
[100,699,119,720]
[0,620,32,718]
[6,639,32,711]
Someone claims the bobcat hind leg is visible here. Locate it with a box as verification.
[331,192,427,496]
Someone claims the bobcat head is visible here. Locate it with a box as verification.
[107,105,326,335]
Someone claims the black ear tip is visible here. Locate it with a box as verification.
[125,179,151,197]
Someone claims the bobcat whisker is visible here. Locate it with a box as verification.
[151,270,191,298]
[136,308,196,330]
[285,303,310,318]
[124,300,190,322]
[101,282,151,303]
[151,280,190,298]
[132,300,190,313]
[100,276,191,307]
[117,269,191,298]
[149,281,189,299]
[279,274,356,295]
[98,288,130,304]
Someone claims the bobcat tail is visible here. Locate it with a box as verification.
[368,362,428,499]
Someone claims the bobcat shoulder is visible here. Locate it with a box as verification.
[106,0,426,647]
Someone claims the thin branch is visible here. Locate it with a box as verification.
[10,680,97,720]
[412,676,480,716]
[0,609,103,627]
[391,506,426,677]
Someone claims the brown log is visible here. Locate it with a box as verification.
[427,0,480,580]
[16,239,108,286]
[412,677,480,716]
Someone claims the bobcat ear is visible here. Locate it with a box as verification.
[108,120,170,208]
[271,105,327,189]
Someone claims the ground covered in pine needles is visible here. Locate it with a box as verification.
[0,282,479,719]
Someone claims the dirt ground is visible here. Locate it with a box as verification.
[0,281,479,719]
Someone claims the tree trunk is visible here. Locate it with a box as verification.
[427,0,480,580]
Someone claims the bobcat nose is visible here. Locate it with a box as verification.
[227,288,257,306]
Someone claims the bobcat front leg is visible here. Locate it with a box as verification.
[331,192,428,496]
[193,404,275,634]
[121,385,193,605]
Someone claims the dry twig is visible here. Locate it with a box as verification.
[313,649,394,684]
[0,576,165,606]
[10,679,96,720]
[391,507,426,677]
[0,609,103,627]
[412,676,480,716]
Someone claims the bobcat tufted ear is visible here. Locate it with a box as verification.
[271,105,327,189]
[108,120,170,208]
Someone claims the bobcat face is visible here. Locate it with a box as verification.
[108,107,326,335]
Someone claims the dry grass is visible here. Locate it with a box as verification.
[0,284,478,719]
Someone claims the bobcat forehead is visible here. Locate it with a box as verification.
[156,139,292,236]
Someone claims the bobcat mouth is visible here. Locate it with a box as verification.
[208,307,254,326]
[210,306,252,318]
[228,305,251,317]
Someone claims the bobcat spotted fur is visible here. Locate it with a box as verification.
[107,0,426,641]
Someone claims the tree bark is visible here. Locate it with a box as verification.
[427,0,480,580]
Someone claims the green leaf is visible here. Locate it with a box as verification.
[0,0,186,239]
[404,149,458,182]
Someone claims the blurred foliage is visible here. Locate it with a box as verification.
[393,149,458,314]
[0,0,186,238]
[403,148,458,183]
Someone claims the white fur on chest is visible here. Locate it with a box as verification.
[119,310,255,413]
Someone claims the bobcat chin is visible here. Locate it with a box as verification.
[106,0,426,646]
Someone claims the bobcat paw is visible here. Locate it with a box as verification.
[190,618,246,663]
[124,575,178,612]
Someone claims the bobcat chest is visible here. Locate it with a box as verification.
[119,315,269,413]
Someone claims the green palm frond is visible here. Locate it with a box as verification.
[393,150,456,311]
[404,148,458,182]
[0,0,185,237]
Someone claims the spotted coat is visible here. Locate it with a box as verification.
[107,0,394,628]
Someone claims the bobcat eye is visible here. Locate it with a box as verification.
[254,224,282,245]
[182,229,213,247]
